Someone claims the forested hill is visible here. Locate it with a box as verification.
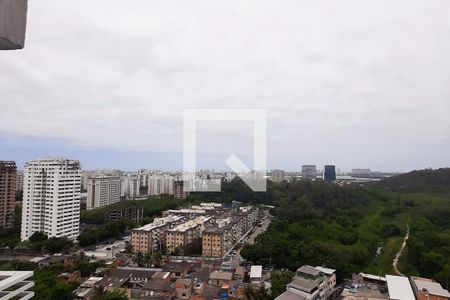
[238,179,450,292]
[376,168,450,195]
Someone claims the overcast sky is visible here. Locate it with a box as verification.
[1,0,449,172]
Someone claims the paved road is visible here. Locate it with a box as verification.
[393,221,410,276]
[247,218,271,245]
[234,217,272,260]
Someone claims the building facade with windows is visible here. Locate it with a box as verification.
[0,161,17,229]
[271,169,285,182]
[302,165,317,180]
[148,175,175,196]
[131,215,185,253]
[87,175,121,209]
[323,165,336,182]
[121,174,139,199]
[21,158,81,241]
[202,227,233,258]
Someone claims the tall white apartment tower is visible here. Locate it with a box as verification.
[121,174,139,199]
[148,175,175,196]
[21,158,81,241]
[86,176,121,209]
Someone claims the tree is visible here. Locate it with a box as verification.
[153,251,163,267]
[270,271,293,298]
[245,285,271,300]
[45,237,73,253]
[436,263,450,290]
[144,252,153,267]
[133,251,144,267]
[29,232,48,243]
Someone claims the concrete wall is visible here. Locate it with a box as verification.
[0,0,28,50]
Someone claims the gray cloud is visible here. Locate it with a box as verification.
[0,0,449,171]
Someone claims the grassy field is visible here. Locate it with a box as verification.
[362,191,450,278]
[365,237,402,275]
[359,189,412,275]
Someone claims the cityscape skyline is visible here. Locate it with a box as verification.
[0,138,447,173]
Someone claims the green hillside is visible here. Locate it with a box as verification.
[376,168,450,195]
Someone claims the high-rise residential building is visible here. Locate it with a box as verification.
[301,165,317,180]
[86,175,121,209]
[21,158,81,241]
[0,161,17,230]
[81,171,97,191]
[148,175,175,196]
[121,174,139,199]
[323,165,336,182]
[16,170,23,192]
[174,180,189,199]
[138,170,150,188]
[271,169,285,182]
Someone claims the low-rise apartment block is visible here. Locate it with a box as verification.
[104,206,144,223]
[131,215,185,253]
[202,227,233,258]
[238,206,258,234]
[166,216,214,255]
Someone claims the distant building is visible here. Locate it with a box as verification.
[121,174,139,199]
[276,265,336,300]
[138,170,150,188]
[351,168,371,175]
[302,165,317,180]
[0,161,17,229]
[16,170,23,192]
[86,175,121,209]
[271,169,285,182]
[104,206,144,223]
[174,180,189,199]
[162,208,207,219]
[323,165,336,182]
[21,158,81,241]
[81,170,100,191]
[148,175,175,196]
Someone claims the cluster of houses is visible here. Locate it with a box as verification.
[340,273,450,300]
[28,253,450,300]
[72,260,270,300]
